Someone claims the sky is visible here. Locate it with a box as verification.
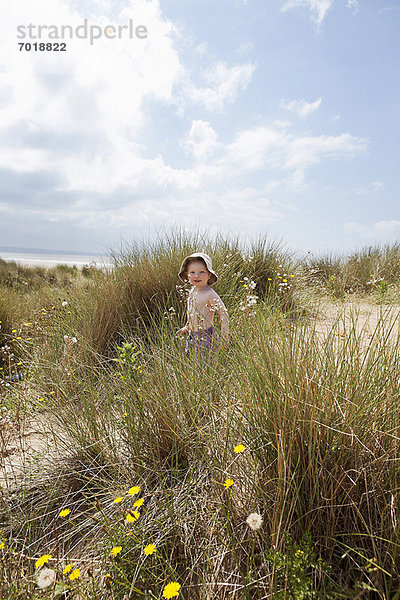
[0,0,399,256]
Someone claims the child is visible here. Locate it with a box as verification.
[177,252,229,359]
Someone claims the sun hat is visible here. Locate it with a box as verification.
[178,252,218,285]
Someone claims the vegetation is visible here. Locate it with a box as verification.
[1,233,400,599]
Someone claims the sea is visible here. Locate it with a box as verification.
[0,249,112,269]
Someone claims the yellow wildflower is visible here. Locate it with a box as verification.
[144,543,156,556]
[0,542,5,550]
[133,498,144,508]
[128,486,140,496]
[163,581,181,598]
[69,568,80,580]
[59,509,71,518]
[234,444,245,454]
[113,496,123,504]
[110,546,122,557]
[224,479,234,489]
[35,554,51,569]
[63,564,73,574]
[126,511,140,522]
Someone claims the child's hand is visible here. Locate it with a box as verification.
[176,325,189,338]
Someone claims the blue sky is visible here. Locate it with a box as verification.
[0,0,399,255]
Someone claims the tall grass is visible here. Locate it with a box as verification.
[302,244,400,298]
[1,234,400,598]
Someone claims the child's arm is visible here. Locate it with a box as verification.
[176,323,189,337]
[177,295,190,337]
[209,292,229,344]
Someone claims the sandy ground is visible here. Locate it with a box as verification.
[309,297,400,345]
[0,414,56,488]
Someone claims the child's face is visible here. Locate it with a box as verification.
[186,260,210,288]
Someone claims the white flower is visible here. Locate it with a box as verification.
[62,301,68,306]
[71,337,77,344]
[36,567,56,589]
[246,512,263,531]
[247,295,258,306]
[64,335,69,341]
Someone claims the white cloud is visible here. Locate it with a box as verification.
[282,0,334,26]
[344,220,400,242]
[219,125,367,186]
[0,0,183,189]
[181,120,218,161]
[237,41,254,55]
[187,61,255,112]
[0,0,371,251]
[378,6,400,15]
[281,97,322,118]
[346,0,358,11]
[352,181,384,195]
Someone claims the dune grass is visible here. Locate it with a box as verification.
[301,243,400,300]
[1,234,400,599]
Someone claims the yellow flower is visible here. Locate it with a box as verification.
[69,568,80,580]
[224,479,234,489]
[110,546,122,557]
[113,496,123,504]
[0,541,5,550]
[59,509,71,518]
[144,543,156,556]
[128,486,140,496]
[126,511,140,522]
[38,398,45,402]
[63,564,73,574]
[35,554,51,569]
[50,391,55,395]
[234,444,245,454]
[133,498,144,508]
[162,581,181,598]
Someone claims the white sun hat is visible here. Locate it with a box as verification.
[178,252,218,286]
